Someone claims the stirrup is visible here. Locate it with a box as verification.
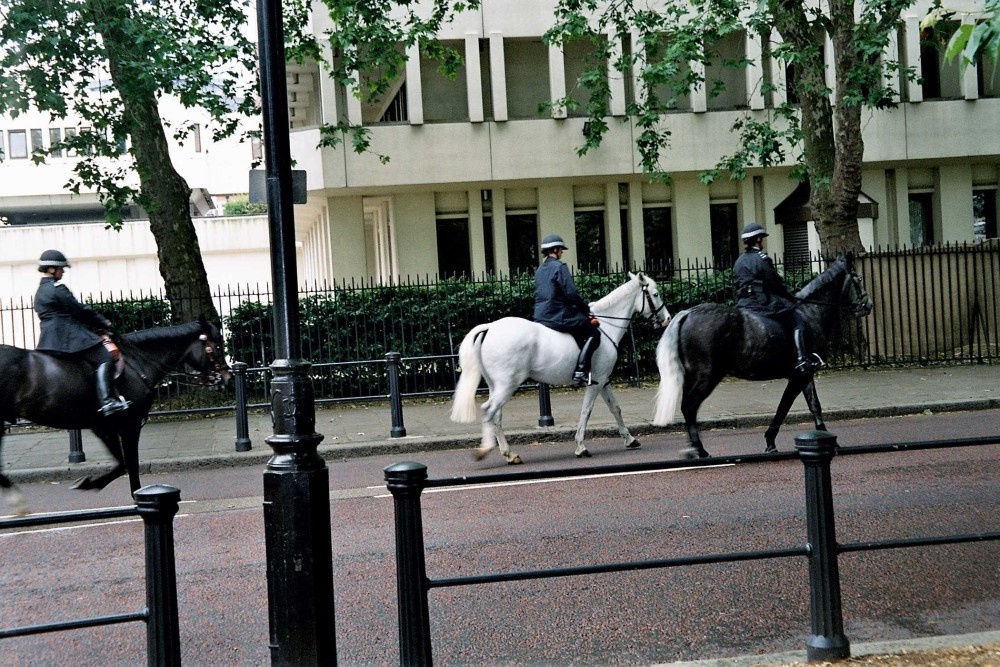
[572,371,596,387]
[98,397,130,417]
[795,353,825,374]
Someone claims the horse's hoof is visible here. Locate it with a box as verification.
[681,447,710,460]
[473,448,490,461]
[575,449,592,458]
[625,440,641,450]
[506,455,523,465]
[764,446,778,454]
[70,477,91,490]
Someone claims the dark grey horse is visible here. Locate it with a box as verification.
[652,253,873,459]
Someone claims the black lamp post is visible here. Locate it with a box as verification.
[256,0,337,664]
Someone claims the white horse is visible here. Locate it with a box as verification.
[450,272,670,463]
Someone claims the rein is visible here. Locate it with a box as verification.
[594,282,665,350]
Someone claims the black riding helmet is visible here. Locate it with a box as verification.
[38,249,71,272]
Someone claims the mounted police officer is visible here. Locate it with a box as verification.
[34,249,130,417]
[733,224,824,376]
[534,234,601,386]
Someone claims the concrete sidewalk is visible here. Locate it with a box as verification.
[4,363,999,483]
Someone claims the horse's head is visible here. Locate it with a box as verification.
[840,253,874,319]
[183,319,232,388]
[631,272,671,328]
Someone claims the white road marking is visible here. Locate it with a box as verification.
[0,514,191,537]
[371,464,734,498]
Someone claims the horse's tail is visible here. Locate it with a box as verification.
[652,310,687,426]
[450,324,489,423]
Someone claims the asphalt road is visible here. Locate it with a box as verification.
[1,410,998,666]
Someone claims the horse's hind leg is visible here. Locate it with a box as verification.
[571,384,602,458]
[475,387,522,464]
[764,377,810,453]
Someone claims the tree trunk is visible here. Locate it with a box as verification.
[774,0,865,257]
[102,26,222,327]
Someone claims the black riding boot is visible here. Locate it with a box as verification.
[572,337,599,387]
[96,362,129,417]
[793,327,824,376]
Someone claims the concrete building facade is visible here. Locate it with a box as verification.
[1,0,998,296]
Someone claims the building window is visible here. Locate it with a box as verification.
[974,189,998,242]
[48,128,63,157]
[705,30,748,111]
[422,40,468,123]
[782,221,810,269]
[908,191,935,246]
[710,202,739,266]
[574,209,606,272]
[7,130,28,159]
[920,22,962,100]
[642,205,673,272]
[436,216,471,278]
[30,129,44,155]
[64,127,78,156]
[505,39,550,120]
[506,212,539,274]
[564,35,609,118]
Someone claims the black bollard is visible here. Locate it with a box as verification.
[134,484,182,667]
[385,462,432,667]
[537,383,554,427]
[795,430,851,662]
[68,429,86,463]
[386,352,407,438]
[232,362,252,452]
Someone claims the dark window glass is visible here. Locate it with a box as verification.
[483,214,495,274]
[436,217,471,278]
[974,189,997,242]
[506,213,539,274]
[642,206,673,272]
[619,207,630,270]
[908,192,934,246]
[574,209,606,272]
[710,203,739,266]
[783,221,810,269]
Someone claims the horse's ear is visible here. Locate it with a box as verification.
[629,271,638,280]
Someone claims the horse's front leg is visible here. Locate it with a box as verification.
[0,433,28,515]
[764,377,810,453]
[71,428,127,491]
[572,384,602,458]
[801,380,828,432]
[598,384,640,451]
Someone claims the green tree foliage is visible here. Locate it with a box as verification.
[0,0,259,325]
[299,0,915,256]
[923,0,1000,72]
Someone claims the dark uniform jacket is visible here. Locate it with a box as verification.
[533,255,591,332]
[35,276,109,354]
[733,247,798,317]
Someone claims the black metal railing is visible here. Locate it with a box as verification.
[0,485,183,667]
[384,432,1000,666]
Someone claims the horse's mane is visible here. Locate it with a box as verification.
[122,321,204,346]
[590,273,651,311]
[795,256,847,301]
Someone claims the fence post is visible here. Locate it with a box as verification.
[231,362,252,452]
[386,352,407,438]
[384,462,432,667]
[537,383,554,427]
[134,484,182,667]
[795,430,850,663]
[68,429,86,463]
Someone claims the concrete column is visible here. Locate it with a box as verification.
[549,44,567,118]
[490,31,508,122]
[905,16,923,103]
[406,44,424,125]
[691,60,707,112]
[673,176,712,262]
[345,78,363,125]
[492,188,510,275]
[326,196,368,281]
[538,184,574,266]
[747,31,765,110]
[608,32,627,116]
[468,190,487,275]
[939,164,974,243]
[605,183,624,270]
[465,32,485,122]
[628,182,647,269]
[770,32,787,107]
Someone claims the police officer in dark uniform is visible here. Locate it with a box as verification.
[34,249,130,417]
[534,234,601,386]
[733,224,824,375]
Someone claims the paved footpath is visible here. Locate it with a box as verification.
[4,363,999,483]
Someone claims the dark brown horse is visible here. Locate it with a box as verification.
[0,320,230,514]
[652,253,873,458]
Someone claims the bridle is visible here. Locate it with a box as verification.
[594,276,669,348]
[192,331,229,386]
[797,263,872,319]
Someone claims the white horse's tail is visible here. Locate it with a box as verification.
[450,323,490,423]
[652,310,687,426]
